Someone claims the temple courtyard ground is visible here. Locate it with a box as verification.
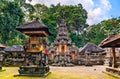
[0,66,119,79]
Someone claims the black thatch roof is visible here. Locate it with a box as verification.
[16,19,52,36]
[80,43,104,53]
[99,34,120,47]
[4,45,25,52]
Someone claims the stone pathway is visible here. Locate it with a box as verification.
[50,65,119,79]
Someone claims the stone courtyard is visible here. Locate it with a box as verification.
[0,66,119,79]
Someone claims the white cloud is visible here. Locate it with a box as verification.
[26,0,112,25]
[85,0,111,25]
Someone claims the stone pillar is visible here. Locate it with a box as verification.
[85,53,88,64]
[72,53,74,61]
[85,51,92,66]
[52,53,54,60]
[112,47,117,68]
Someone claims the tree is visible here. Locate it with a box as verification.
[41,3,88,45]
[14,0,35,21]
[0,0,25,45]
[34,4,48,19]
[53,4,88,33]
[82,17,120,46]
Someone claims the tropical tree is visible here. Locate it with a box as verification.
[82,17,120,46]
[53,4,88,33]
[0,0,25,45]
[33,4,48,19]
[41,3,88,45]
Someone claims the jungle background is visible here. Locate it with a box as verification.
[0,0,120,47]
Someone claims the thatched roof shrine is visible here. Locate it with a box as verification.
[16,18,52,36]
[4,45,24,52]
[80,43,104,53]
[99,34,120,47]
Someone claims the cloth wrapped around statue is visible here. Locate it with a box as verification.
[38,44,44,52]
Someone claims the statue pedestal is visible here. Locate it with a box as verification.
[85,62,93,66]
[18,65,50,77]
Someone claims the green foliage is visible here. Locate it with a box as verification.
[34,4,49,19]
[42,18,58,45]
[82,17,120,46]
[70,32,83,47]
[51,4,88,33]
[41,3,88,45]
[0,0,25,45]
[1,1,120,48]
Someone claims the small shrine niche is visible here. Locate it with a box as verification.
[25,36,46,53]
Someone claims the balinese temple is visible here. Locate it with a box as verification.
[99,34,120,77]
[79,43,105,66]
[16,18,52,76]
[99,34,120,68]
[48,20,79,66]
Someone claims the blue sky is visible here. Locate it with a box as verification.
[27,0,120,25]
[108,0,120,18]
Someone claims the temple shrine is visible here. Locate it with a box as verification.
[48,20,79,66]
[16,18,52,76]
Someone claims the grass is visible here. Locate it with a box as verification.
[0,67,119,79]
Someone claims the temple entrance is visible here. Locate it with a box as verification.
[61,45,65,56]
[49,20,79,66]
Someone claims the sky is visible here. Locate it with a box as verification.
[26,0,120,25]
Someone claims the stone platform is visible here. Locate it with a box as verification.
[18,65,50,77]
[52,63,74,67]
[106,67,120,75]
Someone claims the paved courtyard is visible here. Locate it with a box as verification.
[51,65,106,73]
[50,65,118,79]
[0,66,119,79]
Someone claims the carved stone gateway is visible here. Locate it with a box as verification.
[16,18,52,76]
[48,20,79,66]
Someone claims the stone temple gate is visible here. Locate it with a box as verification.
[48,20,79,66]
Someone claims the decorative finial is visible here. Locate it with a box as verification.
[59,19,66,27]
[35,18,39,21]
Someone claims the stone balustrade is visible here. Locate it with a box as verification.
[106,67,120,75]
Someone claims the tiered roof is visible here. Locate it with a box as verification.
[16,18,52,36]
[99,34,120,47]
[49,20,78,52]
[53,20,72,45]
[80,43,104,53]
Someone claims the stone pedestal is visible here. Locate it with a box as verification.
[85,62,93,66]
[18,53,50,77]
[18,65,50,76]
